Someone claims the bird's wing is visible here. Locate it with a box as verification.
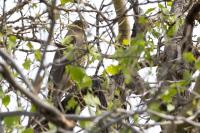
[49,29,77,86]
[49,50,66,86]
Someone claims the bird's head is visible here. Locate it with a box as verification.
[68,20,89,31]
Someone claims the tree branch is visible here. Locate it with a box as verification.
[0,62,75,129]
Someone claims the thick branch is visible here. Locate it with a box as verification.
[112,0,131,45]
[0,111,39,118]
[0,63,74,129]
[0,49,34,91]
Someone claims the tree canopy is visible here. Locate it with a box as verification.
[0,0,200,133]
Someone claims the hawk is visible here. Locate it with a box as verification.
[49,20,88,109]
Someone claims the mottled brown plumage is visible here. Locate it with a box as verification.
[49,20,88,107]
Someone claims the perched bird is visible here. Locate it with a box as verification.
[49,20,107,131]
[30,20,107,132]
[49,20,88,109]
[27,20,88,133]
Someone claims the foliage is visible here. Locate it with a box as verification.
[0,0,199,133]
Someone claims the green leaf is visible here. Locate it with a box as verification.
[31,3,37,8]
[145,8,155,14]
[60,0,73,5]
[152,29,159,38]
[62,35,74,45]
[122,39,129,46]
[121,128,132,133]
[183,52,195,63]
[138,16,148,24]
[167,25,176,37]
[195,61,200,69]
[48,122,57,132]
[4,116,20,127]
[75,105,81,114]
[8,35,16,50]
[34,50,42,61]
[23,59,31,70]
[130,39,145,57]
[66,65,92,89]
[148,102,162,121]
[9,35,16,43]
[106,65,120,75]
[158,3,170,14]
[158,3,164,9]
[137,39,145,47]
[79,120,93,129]
[26,42,33,50]
[124,71,132,84]
[133,114,139,123]
[0,87,4,98]
[149,102,160,112]
[22,128,34,133]
[3,95,10,107]
[167,1,173,6]
[161,88,177,103]
[162,7,170,14]
[66,97,77,110]
[167,104,175,112]
[90,49,101,62]
[30,104,36,112]
[84,93,100,106]
[66,66,85,82]
[183,70,192,82]
[187,110,193,116]
[79,76,92,88]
